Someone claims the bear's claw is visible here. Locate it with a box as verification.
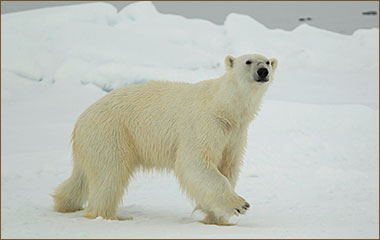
[234,201,250,215]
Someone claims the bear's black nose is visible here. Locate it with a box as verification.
[257,68,269,78]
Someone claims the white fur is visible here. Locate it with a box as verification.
[52,53,278,225]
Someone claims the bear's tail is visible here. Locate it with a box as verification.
[52,166,88,213]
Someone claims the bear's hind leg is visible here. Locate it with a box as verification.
[53,165,88,213]
[85,164,133,220]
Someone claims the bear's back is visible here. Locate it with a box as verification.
[74,80,213,169]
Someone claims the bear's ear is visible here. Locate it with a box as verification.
[225,55,235,71]
[270,58,278,71]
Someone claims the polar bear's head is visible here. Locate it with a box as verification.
[225,54,278,84]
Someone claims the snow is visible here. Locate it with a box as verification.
[1,1,379,238]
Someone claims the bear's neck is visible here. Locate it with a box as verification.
[212,72,270,128]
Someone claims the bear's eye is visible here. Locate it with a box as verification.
[266,61,270,65]
[245,60,252,65]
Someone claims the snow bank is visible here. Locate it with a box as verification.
[2,1,378,106]
[224,11,379,72]
[1,1,225,89]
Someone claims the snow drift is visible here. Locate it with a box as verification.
[2,1,378,106]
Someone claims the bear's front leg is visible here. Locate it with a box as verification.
[198,136,249,224]
[219,131,248,189]
[194,203,234,225]
[174,149,250,225]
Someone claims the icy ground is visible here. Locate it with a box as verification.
[1,2,379,238]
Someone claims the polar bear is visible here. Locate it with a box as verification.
[52,53,278,225]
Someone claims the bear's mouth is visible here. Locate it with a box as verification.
[255,78,269,83]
